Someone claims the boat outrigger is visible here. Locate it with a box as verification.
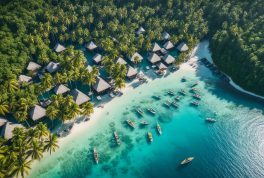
[180,157,194,165]
[156,123,162,135]
[93,147,99,164]
[174,95,181,101]
[147,132,153,142]
[167,90,174,96]
[171,101,179,108]
[206,118,216,123]
[136,109,144,115]
[191,101,199,106]
[193,94,201,100]
[140,120,149,125]
[114,131,121,145]
[147,108,156,115]
[126,119,135,128]
[179,89,186,95]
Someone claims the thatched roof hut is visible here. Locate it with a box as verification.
[162,32,171,40]
[71,89,90,105]
[136,26,146,35]
[86,41,97,50]
[157,62,168,70]
[148,53,161,64]
[151,42,161,52]
[126,66,138,79]
[92,54,103,64]
[93,77,111,94]
[162,54,175,65]
[129,52,143,63]
[177,42,189,52]
[0,122,24,140]
[54,43,66,53]
[0,117,7,127]
[163,41,174,50]
[46,62,60,73]
[116,57,127,65]
[27,61,41,71]
[19,75,32,83]
[53,84,70,95]
[30,105,46,121]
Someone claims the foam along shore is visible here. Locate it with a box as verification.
[196,41,264,100]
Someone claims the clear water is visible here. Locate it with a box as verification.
[29,58,264,178]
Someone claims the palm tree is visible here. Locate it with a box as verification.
[5,79,19,93]
[81,102,94,116]
[9,155,32,178]
[134,56,141,65]
[41,73,53,91]
[44,134,59,154]
[0,99,9,116]
[115,78,126,89]
[46,105,59,120]
[83,72,96,92]
[27,140,43,160]
[36,122,49,141]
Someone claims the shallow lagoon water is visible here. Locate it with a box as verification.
[29,59,264,178]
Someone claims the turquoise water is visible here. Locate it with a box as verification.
[29,64,264,178]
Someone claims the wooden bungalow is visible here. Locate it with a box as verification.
[53,84,70,95]
[116,57,127,65]
[26,61,41,72]
[30,105,47,122]
[92,77,111,94]
[19,75,32,83]
[151,42,161,52]
[92,53,103,64]
[162,54,175,65]
[177,42,189,52]
[163,41,174,50]
[148,53,161,64]
[70,89,90,106]
[86,41,97,51]
[54,43,66,53]
[126,66,138,79]
[46,62,60,73]
[0,122,24,140]
[129,52,143,64]
[162,31,171,40]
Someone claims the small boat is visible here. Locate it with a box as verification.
[174,96,181,101]
[93,147,99,164]
[147,108,156,115]
[193,94,201,100]
[180,157,194,165]
[126,119,135,128]
[156,123,162,135]
[190,87,197,92]
[167,90,174,96]
[140,121,149,125]
[191,101,199,106]
[179,90,186,95]
[164,101,171,107]
[191,82,198,87]
[206,118,216,123]
[136,109,144,115]
[153,95,161,100]
[114,131,121,145]
[171,101,179,108]
[147,132,153,142]
[181,77,187,82]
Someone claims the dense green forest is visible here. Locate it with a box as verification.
[0,0,263,177]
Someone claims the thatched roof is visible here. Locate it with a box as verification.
[46,62,60,73]
[71,89,90,105]
[162,32,171,40]
[27,61,41,71]
[86,41,97,50]
[93,77,111,93]
[30,105,46,121]
[151,42,161,52]
[126,66,138,78]
[163,41,174,50]
[157,62,168,70]
[129,52,143,63]
[86,65,93,72]
[162,54,175,65]
[116,57,127,65]
[53,84,70,95]
[92,54,103,64]
[148,53,161,64]
[177,42,189,52]
[19,75,32,83]
[136,26,146,35]
[54,43,66,53]
[0,122,24,140]
[0,117,7,127]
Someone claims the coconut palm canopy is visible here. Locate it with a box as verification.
[163,41,174,50]
[126,66,138,78]
[162,54,175,65]
[46,62,60,73]
[0,117,7,127]
[53,84,70,95]
[26,61,41,71]
[70,89,90,105]
[151,42,161,52]
[136,26,145,35]
[92,77,111,93]
[157,62,168,70]
[177,42,189,52]
[30,105,47,121]
[92,53,103,64]
[129,52,143,63]
[162,31,171,40]
[148,53,161,64]
[86,41,97,50]
[18,75,32,83]
[116,57,127,65]
[0,122,24,140]
[54,43,66,53]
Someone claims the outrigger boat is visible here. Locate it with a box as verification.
[206,118,216,123]
[180,157,194,165]
[93,147,99,164]
[191,82,198,87]
[191,101,199,106]
[147,108,156,115]
[114,131,121,145]
[171,101,179,108]
[190,87,197,92]
[167,90,174,96]
[164,100,171,107]
[140,120,149,125]
[179,89,186,95]
[153,95,161,100]
[126,119,135,128]
[136,109,144,115]
[174,95,181,101]
[147,132,153,142]
[156,123,162,135]
[193,94,201,100]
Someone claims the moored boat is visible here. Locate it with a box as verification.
[181,77,187,82]
[174,95,181,101]
[171,101,179,108]
[167,90,174,96]
[179,89,186,95]
[147,132,153,142]
[136,109,144,115]
[126,119,135,128]
[93,147,99,164]
[190,87,197,93]
[206,118,216,123]
[164,100,171,107]
[147,108,156,115]
[140,120,149,125]
[191,101,199,106]
[114,131,121,145]
[153,95,161,100]
[193,94,201,100]
[156,123,162,135]
[191,82,198,87]
[180,157,194,165]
